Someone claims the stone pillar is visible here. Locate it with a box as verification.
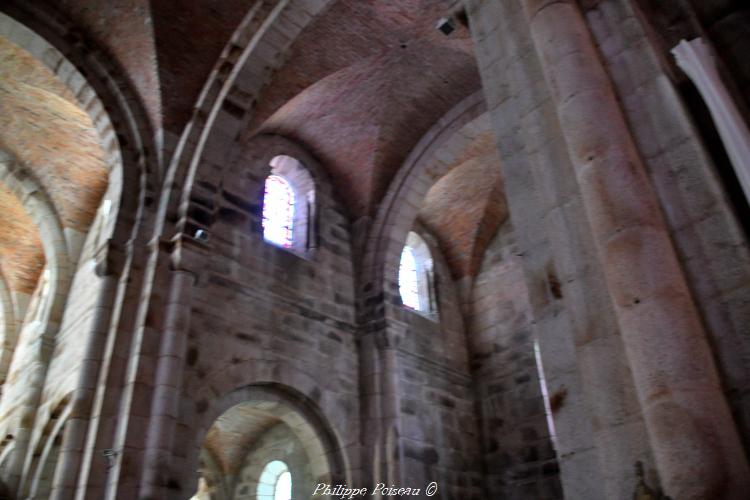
[375,326,404,491]
[466,0,651,496]
[522,1,750,498]
[5,277,65,495]
[139,268,195,499]
[50,267,118,500]
[0,275,18,385]
[672,37,750,204]
[358,327,382,490]
[358,316,405,499]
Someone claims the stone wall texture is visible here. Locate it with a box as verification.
[0,1,748,499]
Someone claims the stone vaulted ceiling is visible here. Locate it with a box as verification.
[203,403,281,475]
[0,36,108,293]
[0,183,42,294]
[251,0,482,218]
[418,123,507,279]
[1,0,507,282]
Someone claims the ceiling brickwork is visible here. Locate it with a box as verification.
[255,0,481,217]
[204,404,281,475]
[57,0,161,131]
[150,0,258,132]
[0,183,43,294]
[1,0,509,283]
[419,132,507,279]
[0,36,108,293]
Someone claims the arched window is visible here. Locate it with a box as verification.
[398,232,436,316]
[261,155,316,254]
[262,175,295,248]
[257,460,292,500]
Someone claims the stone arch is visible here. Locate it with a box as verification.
[187,382,349,499]
[0,152,70,328]
[168,0,334,241]
[0,8,157,496]
[193,133,347,264]
[359,91,488,319]
[0,269,16,385]
[0,5,158,256]
[266,154,317,255]
[207,133,332,258]
[0,156,72,494]
[21,399,71,499]
[243,134,332,197]
[0,153,72,456]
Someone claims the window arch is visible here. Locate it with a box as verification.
[257,460,292,500]
[398,231,437,316]
[261,155,316,254]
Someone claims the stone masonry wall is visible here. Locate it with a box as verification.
[389,227,484,499]
[584,0,750,446]
[42,243,102,410]
[171,134,360,496]
[467,222,561,500]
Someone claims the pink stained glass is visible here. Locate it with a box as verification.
[262,175,294,248]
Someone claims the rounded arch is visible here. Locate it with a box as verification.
[21,400,71,499]
[167,0,334,241]
[239,134,328,198]
[266,154,318,254]
[198,133,348,262]
[188,383,349,498]
[359,91,488,320]
[0,5,158,257]
[0,152,71,426]
[0,152,70,325]
[0,269,16,381]
[0,9,157,496]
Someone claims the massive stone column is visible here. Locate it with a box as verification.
[358,320,405,498]
[521,0,750,498]
[375,326,404,491]
[139,266,195,499]
[50,266,118,500]
[466,0,651,497]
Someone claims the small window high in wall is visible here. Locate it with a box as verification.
[261,155,316,255]
[399,231,437,316]
[262,175,294,248]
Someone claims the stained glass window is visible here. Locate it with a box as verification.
[262,175,295,248]
[399,246,421,310]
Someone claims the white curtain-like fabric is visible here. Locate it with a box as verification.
[673,37,750,204]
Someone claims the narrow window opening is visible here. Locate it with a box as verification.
[398,232,437,317]
[261,155,317,256]
[262,175,295,248]
[399,246,421,310]
[257,460,292,500]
